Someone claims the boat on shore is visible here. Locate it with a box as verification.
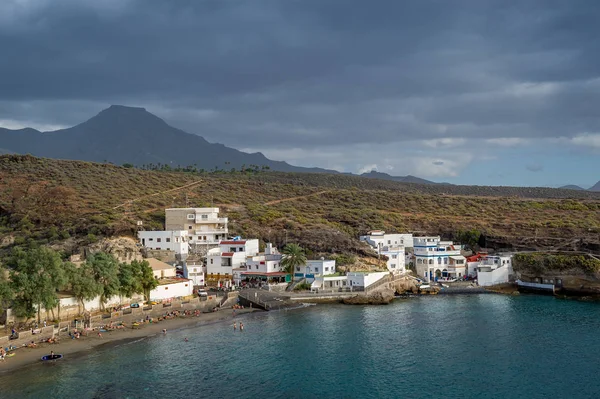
[516,279,555,295]
[41,354,63,361]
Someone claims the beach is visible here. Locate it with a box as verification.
[0,308,257,374]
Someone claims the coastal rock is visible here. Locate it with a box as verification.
[393,277,420,295]
[342,289,395,305]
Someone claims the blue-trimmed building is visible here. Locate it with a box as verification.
[414,236,466,282]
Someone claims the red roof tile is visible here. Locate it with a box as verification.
[221,252,234,256]
[221,240,246,245]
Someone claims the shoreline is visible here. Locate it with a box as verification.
[0,308,258,375]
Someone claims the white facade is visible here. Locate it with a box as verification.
[245,243,283,274]
[381,247,406,274]
[58,293,144,312]
[311,275,349,290]
[138,230,189,256]
[347,271,389,288]
[476,255,513,286]
[165,207,228,245]
[360,231,414,249]
[149,279,194,301]
[293,259,336,281]
[414,237,466,282]
[183,262,205,287]
[206,239,260,276]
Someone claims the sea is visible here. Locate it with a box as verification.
[1,294,599,399]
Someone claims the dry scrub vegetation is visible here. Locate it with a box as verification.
[1,155,599,257]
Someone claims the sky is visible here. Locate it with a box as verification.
[1,0,599,188]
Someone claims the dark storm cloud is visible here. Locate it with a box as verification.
[2,0,600,149]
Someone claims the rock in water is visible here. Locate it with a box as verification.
[342,289,395,305]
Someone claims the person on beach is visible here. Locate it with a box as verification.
[162,329,167,334]
[97,332,103,338]
[240,322,244,331]
[184,337,188,342]
[233,322,237,331]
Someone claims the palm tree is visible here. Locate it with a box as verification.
[281,244,307,282]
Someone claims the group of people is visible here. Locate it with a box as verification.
[233,322,245,331]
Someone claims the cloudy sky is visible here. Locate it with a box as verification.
[1,0,599,187]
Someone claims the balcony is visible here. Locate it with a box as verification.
[194,228,228,236]
[195,217,228,224]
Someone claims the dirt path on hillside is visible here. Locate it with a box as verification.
[112,180,203,210]
[263,190,330,206]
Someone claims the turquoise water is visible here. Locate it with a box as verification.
[1,295,599,399]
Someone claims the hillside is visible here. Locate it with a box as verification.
[0,105,335,174]
[590,181,600,192]
[559,185,585,191]
[0,155,599,258]
[359,171,436,185]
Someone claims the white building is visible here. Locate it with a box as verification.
[414,237,466,282]
[360,230,414,249]
[206,239,259,276]
[347,271,389,289]
[293,259,337,281]
[146,258,177,280]
[380,247,406,274]
[138,230,189,257]
[311,275,349,291]
[183,261,205,287]
[149,278,194,301]
[165,207,228,245]
[237,243,287,285]
[476,255,513,286]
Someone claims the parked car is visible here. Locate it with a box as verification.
[130,303,140,308]
[197,289,208,298]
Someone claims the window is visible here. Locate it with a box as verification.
[201,214,208,220]
[230,247,236,252]
[325,267,329,272]
[315,267,319,273]
[185,284,188,287]
[417,259,422,264]
[392,255,397,259]
[428,259,433,265]
[387,240,391,244]
[188,226,193,230]
[296,267,300,272]
[391,264,396,268]
[187,214,195,220]
[210,259,213,264]
[157,238,161,243]
[149,238,153,241]
[165,287,168,290]
[203,236,207,240]
[256,265,259,270]
[166,238,171,243]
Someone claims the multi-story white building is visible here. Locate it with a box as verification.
[380,247,406,274]
[414,236,466,282]
[138,230,189,257]
[476,255,513,286]
[206,239,260,278]
[360,230,414,249]
[165,207,228,245]
[360,230,409,274]
[293,259,337,281]
[183,261,206,287]
[236,243,287,285]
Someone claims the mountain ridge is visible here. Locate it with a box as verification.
[0,105,339,174]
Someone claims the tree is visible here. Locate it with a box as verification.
[118,261,142,300]
[0,266,13,316]
[281,244,307,279]
[8,247,68,322]
[86,252,120,310]
[456,229,482,250]
[133,260,158,302]
[65,262,101,314]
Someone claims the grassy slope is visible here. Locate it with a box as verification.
[0,155,599,256]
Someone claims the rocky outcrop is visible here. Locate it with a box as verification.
[84,236,143,263]
[342,289,395,305]
[393,276,420,295]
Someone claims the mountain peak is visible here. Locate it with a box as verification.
[107,104,147,112]
[589,180,600,192]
